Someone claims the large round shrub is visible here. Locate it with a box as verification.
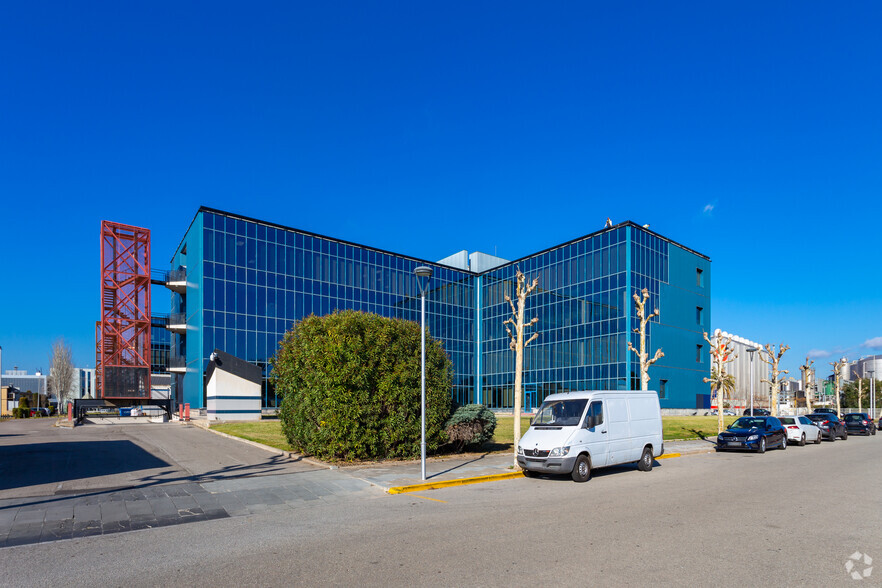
[271,310,454,461]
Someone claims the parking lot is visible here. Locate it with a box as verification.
[0,418,391,548]
[0,418,323,500]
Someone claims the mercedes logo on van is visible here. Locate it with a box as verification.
[532,448,540,457]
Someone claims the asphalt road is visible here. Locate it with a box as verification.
[2,427,879,586]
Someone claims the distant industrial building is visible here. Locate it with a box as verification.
[71,368,97,399]
[847,355,882,381]
[712,332,766,410]
[0,369,47,399]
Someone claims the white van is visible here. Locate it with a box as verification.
[517,390,664,482]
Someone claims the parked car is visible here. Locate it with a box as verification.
[812,407,839,417]
[805,413,847,440]
[518,390,664,482]
[29,407,50,417]
[710,409,736,416]
[778,415,822,446]
[842,413,876,436]
[715,416,787,453]
[743,408,771,416]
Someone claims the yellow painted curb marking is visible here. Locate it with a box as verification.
[388,471,524,494]
[655,453,681,460]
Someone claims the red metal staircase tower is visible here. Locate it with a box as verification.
[96,221,151,399]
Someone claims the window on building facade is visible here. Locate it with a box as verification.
[696,306,703,325]
[659,379,668,399]
[696,344,703,363]
[696,268,704,287]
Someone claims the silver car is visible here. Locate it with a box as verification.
[779,415,822,446]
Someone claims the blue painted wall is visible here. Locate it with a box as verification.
[646,242,711,408]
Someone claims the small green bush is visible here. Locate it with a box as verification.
[272,310,454,461]
[443,404,497,452]
[18,397,30,410]
[13,407,30,419]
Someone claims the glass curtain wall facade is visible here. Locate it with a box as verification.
[481,227,630,408]
[151,326,171,374]
[480,224,710,409]
[171,208,474,409]
[169,208,709,410]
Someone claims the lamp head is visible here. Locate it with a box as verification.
[414,266,433,279]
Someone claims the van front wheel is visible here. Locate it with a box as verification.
[637,446,653,471]
[572,454,592,483]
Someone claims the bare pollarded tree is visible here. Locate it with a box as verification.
[799,357,814,412]
[702,330,736,434]
[758,343,790,417]
[503,268,541,467]
[830,358,844,416]
[627,288,664,391]
[48,337,76,410]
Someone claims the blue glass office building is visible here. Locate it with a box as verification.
[168,207,710,410]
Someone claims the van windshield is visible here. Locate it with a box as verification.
[533,399,589,427]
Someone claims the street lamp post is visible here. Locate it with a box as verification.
[746,347,757,414]
[869,369,876,421]
[414,266,433,481]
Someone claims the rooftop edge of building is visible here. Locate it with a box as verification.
[169,205,710,270]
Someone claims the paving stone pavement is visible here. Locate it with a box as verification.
[0,470,383,549]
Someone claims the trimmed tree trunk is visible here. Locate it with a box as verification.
[857,378,863,412]
[703,330,736,434]
[800,357,814,413]
[758,343,790,418]
[504,268,540,468]
[627,288,663,391]
[830,360,843,416]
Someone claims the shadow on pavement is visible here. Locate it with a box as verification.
[525,460,664,483]
[428,453,495,479]
[0,440,171,491]
[0,452,297,513]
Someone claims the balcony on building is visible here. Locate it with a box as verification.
[151,268,187,294]
[168,354,187,373]
[151,313,187,334]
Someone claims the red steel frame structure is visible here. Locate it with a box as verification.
[97,221,151,399]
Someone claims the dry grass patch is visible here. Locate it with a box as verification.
[211,420,293,452]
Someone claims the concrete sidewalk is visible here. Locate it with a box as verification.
[342,438,717,492]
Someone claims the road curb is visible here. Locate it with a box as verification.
[387,471,524,494]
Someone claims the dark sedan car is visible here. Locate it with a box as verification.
[812,407,839,417]
[743,408,771,416]
[842,413,877,436]
[716,416,787,453]
[806,413,848,440]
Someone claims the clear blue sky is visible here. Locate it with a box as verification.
[1,2,880,378]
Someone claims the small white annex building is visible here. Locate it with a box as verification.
[206,349,262,421]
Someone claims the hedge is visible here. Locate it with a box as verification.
[271,310,454,461]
